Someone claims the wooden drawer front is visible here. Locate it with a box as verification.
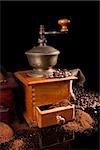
[33,81,70,106]
[35,104,75,128]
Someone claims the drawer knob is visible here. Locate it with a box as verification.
[56,115,65,125]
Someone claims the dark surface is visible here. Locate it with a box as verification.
[0,1,99,92]
[0,124,99,150]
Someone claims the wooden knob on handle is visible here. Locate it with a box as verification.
[58,19,70,32]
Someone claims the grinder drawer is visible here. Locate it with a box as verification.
[35,104,75,128]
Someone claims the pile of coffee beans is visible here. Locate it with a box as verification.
[49,69,72,78]
[73,87,100,113]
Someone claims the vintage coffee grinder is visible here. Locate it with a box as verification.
[15,19,77,128]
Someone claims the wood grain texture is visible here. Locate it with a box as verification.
[14,70,77,127]
[14,70,77,85]
[33,81,71,107]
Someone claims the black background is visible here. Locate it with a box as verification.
[1,1,99,92]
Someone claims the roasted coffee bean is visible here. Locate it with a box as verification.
[48,69,72,78]
[73,87,100,112]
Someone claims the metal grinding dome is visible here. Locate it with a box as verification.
[25,45,60,55]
